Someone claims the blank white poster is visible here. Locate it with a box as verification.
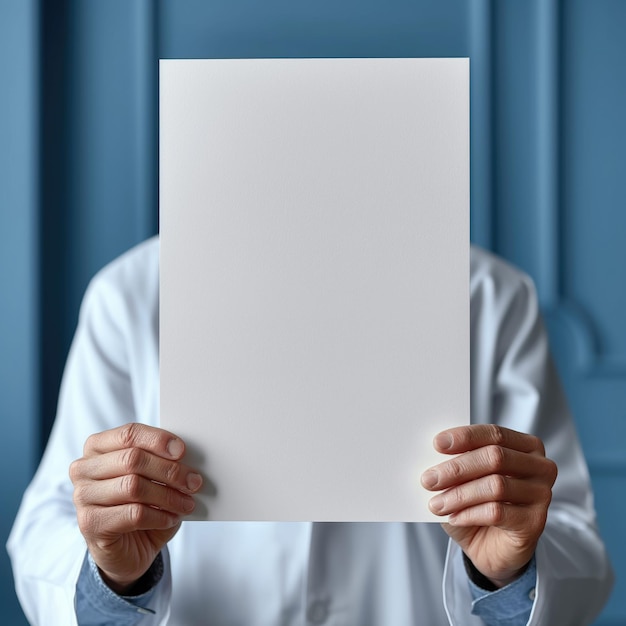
[160,58,469,522]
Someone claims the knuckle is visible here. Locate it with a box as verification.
[83,434,96,455]
[448,487,465,509]
[119,423,141,448]
[486,424,506,446]
[76,507,98,535]
[121,473,143,500]
[164,462,181,485]
[527,505,548,533]
[443,460,464,483]
[69,459,83,483]
[485,445,506,471]
[487,501,506,525]
[531,435,546,456]
[546,459,558,484]
[537,457,558,486]
[164,487,183,512]
[120,446,144,474]
[127,502,146,527]
[489,474,507,500]
[538,484,554,507]
[73,483,89,506]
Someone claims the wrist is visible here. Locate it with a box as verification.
[98,570,145,595]
[94,553,164,596]
[463,552,531,590]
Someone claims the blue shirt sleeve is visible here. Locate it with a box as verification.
[74,545,535,625]
[468,556,537,626]
[74,551,163,625]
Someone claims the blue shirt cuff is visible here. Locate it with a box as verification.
[468,555,537,626]
[74,551,163,624]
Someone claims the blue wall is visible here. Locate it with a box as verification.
[1,1,624,624]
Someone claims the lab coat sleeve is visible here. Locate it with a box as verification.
[443,260,613,625]
[7,261,172,626]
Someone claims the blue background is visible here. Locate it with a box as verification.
[1,1,625,623]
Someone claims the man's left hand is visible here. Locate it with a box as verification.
[421,424,557,588]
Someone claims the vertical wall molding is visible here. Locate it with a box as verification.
[468,0,494,250]
[133,0,160,237]
[535,0,561,308]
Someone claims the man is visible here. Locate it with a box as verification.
[8,238,613,625]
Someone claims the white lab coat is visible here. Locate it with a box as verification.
[7,238,613,625]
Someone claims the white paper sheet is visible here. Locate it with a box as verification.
[160,58,469,522]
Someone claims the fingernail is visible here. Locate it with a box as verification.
[434,432,453,451]
[429,494,445,513]
[186,472,203,492]
[421,470,439,489]
[167,438,184,458]
[183,497,196,513]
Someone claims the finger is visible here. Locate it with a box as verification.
[74,475,197,516]
[428,475,552,517]
[446,501,548,532]
[77,503,181,537]
[71,448,203,495]
[434,425,545,457]
[421,446,557,491]
[83,423,186,461]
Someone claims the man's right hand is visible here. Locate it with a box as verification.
[69,423,203,594]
